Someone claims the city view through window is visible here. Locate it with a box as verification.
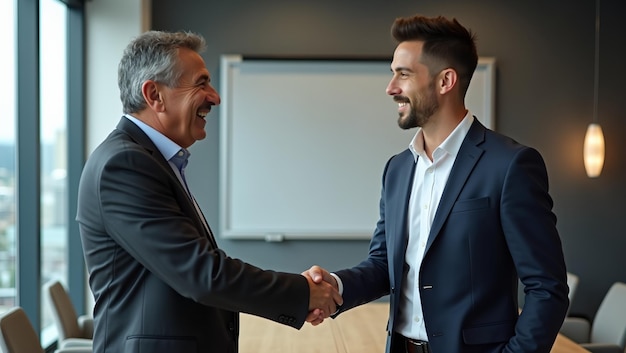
[0,0,70,343]
[0,0,17,314]
[39,0,69,339]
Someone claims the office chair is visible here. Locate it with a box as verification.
[566,272,580,316]
[560,281,626,353]
[0,306,91,353]
[44,280,93,346]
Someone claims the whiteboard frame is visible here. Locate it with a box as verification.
[219,55,496,240]
[470,57,496,130]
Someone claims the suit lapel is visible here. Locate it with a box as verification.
[425,120,486,252]
[116,117,174,173]
[190,196,218,248]
[116,117,219,248]
[387,150,416,283]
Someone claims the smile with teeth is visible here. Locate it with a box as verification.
[197,111,209,119]
[397,102,410,112]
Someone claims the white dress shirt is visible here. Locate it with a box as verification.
[396,112,474,340]
[332,113,474,340]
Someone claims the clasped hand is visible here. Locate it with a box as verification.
[302,265,341,326]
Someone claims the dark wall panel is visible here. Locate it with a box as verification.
[151,0,626,320]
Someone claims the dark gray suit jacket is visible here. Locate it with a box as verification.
[77,117,309,353]
[334,119,569,353]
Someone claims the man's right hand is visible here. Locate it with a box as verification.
[305,265,338,289]
[302,265,342,325]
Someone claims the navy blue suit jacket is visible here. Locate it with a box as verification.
[335,119,569,353]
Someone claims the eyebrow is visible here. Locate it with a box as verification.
[196,73,210,83]
[390,66,414,73]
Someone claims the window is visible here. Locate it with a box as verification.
[0,0,17,316]
[40,0,69,342]
[1,0,86,348]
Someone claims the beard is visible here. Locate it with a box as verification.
[396,81,439,130]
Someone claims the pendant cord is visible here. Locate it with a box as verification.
[592,0,600,123]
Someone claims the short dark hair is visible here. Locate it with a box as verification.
[391,15,478,97]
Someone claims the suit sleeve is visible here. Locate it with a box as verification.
[93,145,310,328]
[501,147,569,352]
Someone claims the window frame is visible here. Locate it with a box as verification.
[14,0,86,346]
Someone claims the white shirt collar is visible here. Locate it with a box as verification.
[124,114,187,161]
[408,111,475,162]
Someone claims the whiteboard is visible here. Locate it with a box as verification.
[219,55,495,240]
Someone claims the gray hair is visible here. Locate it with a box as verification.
[118,30,207,114]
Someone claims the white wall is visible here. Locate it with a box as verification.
[85,0,150,154]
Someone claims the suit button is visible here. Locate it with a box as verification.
[278,314,296,325]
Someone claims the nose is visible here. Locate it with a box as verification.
[207,85,221,106]
[386,78,400,96]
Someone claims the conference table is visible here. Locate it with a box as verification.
[239,302,589,353]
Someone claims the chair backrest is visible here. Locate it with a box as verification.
[0,307,44,353]
[566,272,580,315]
[567,272,579,302]
[591,281,626,348]
[45,280,83,340]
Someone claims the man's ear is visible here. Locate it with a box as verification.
[142,80,165,112]
[438,68,458,95]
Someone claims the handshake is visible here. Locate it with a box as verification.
[302,265,342,326]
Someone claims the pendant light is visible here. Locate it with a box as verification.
[583,0,605,178]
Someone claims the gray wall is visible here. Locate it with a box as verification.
[151,0,626,320]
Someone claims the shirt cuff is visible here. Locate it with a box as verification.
[330,272,344,295]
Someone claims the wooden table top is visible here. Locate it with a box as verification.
[239,302,589,353]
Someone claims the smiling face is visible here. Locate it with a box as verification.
[157,48,220,148]
[386,41,439,130]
